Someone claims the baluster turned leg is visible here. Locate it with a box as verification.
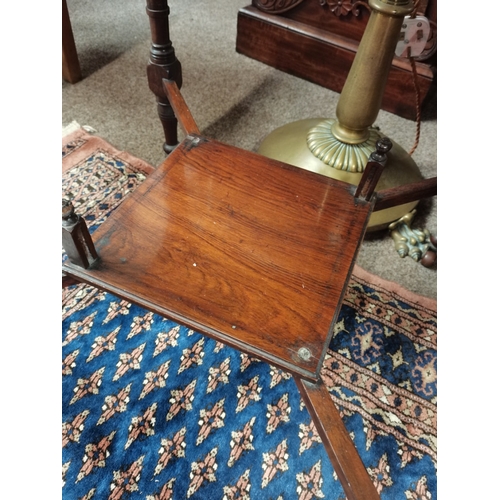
[146,0,182,154]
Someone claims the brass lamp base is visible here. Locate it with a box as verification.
[257,118,423,232]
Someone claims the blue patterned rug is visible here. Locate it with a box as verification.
[62,129,437,499]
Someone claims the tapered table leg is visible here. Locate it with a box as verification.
[294,376,380,500]
[62,0,82,83]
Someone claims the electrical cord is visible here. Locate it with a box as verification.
[408,0,421,156]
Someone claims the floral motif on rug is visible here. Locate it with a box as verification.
[62,130,437,499]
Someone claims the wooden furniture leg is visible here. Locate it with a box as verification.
[146,0,183,153]
[62,199,98,270]
[295,376,380,499]
[62,0,82,83]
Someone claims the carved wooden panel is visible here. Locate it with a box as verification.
[251,0,436,61]
[254,0,304,13]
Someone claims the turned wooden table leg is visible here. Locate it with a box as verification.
[294,376,380,500]
[146,0,182,154]
[62,199,98,269]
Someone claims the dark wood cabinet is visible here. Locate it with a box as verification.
[236,0,437,120]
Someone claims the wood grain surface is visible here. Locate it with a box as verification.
[63,137,374,379]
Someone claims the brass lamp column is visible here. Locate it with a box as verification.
[258,0,423,231]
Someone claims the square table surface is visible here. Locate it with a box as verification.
[63,136,374,379]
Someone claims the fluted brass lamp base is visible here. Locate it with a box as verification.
[257,0,428,232]
[257,118,423,231]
